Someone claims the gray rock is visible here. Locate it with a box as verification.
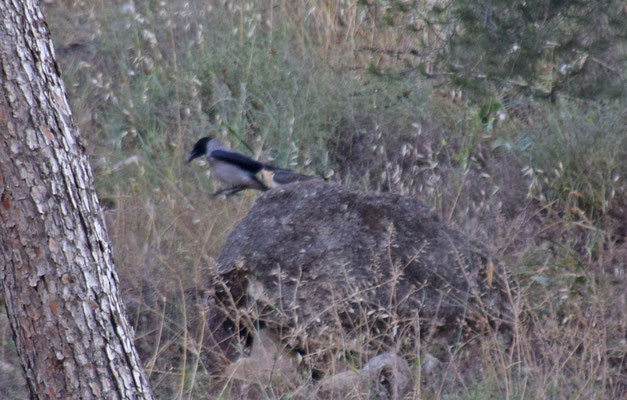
[216,180,509,358]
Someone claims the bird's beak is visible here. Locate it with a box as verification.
[187,150,200,163]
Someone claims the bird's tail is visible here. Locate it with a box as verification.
[262,163,328,182]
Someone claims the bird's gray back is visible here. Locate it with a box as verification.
[205,138,230,156]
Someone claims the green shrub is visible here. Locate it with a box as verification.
[522,100,625,220]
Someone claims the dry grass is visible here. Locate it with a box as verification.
[0,0,624,399]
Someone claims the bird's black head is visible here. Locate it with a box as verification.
[187,137,212,163]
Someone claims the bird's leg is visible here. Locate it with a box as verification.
[212,186,247,197]
[212,186,238,197]
[224,186,247,197]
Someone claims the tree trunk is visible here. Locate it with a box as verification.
[0,1,153,399]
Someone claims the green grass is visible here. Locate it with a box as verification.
[523,101,625,218]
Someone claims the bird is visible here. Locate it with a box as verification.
[260,165,319,188]
[187,137,268,197]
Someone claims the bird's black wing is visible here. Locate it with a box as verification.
[210,150,264,173]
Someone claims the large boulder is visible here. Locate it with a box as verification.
[215,180,509,361]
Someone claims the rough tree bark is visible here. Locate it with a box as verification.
[0,1,153,399]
